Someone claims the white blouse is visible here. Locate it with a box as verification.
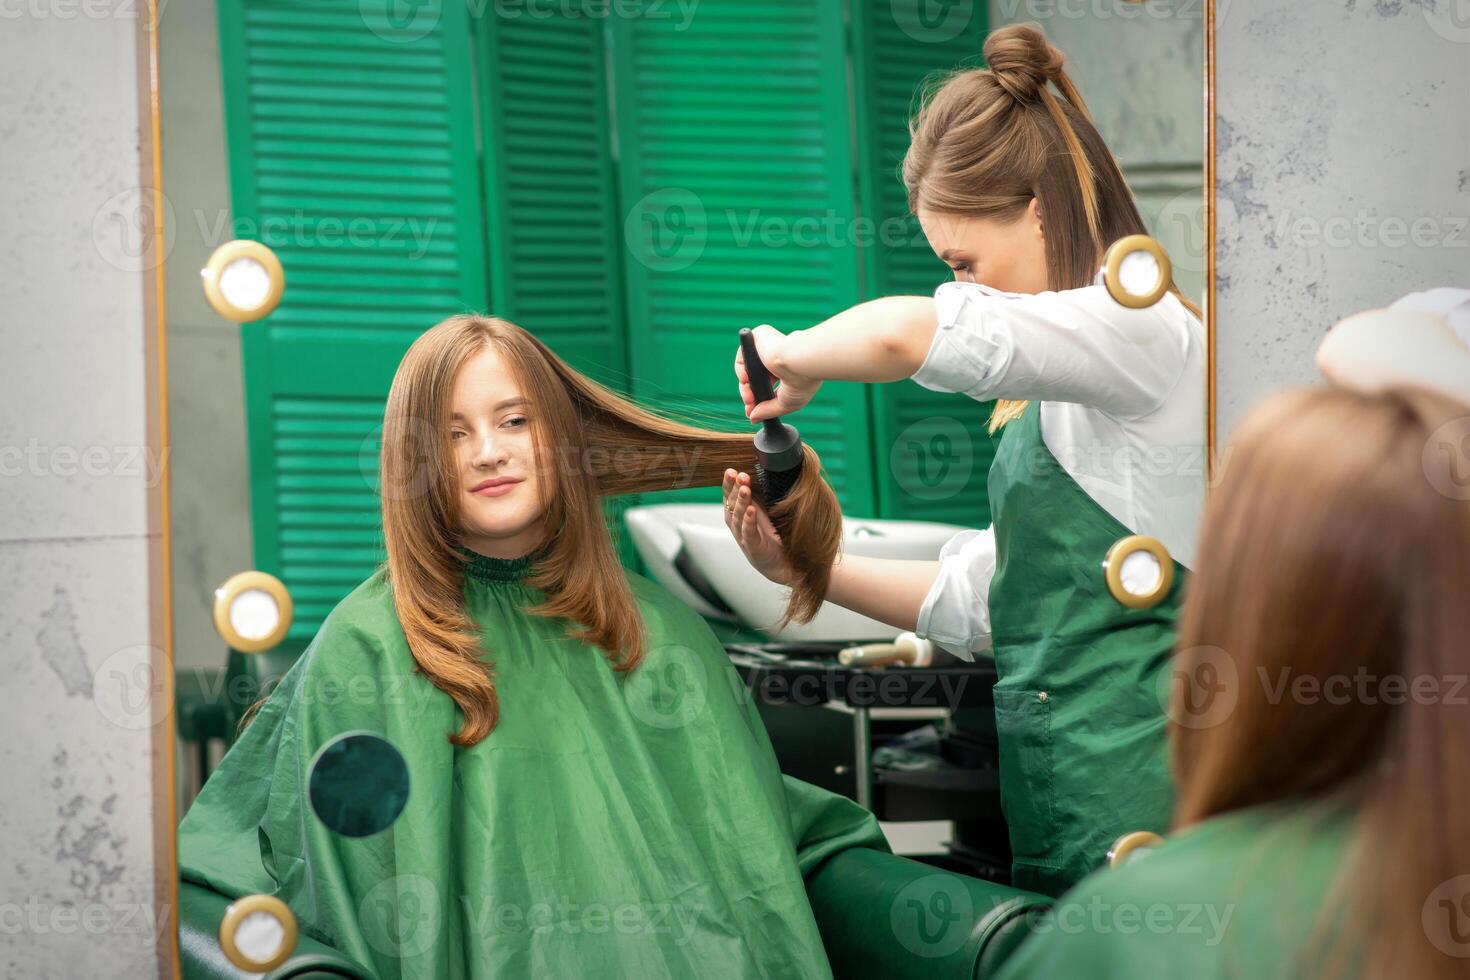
[909,281,1208,660]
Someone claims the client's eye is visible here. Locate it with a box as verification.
[450,429,467,440]
[504,416,528,429]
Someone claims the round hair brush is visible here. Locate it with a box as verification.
[739,327,806,508]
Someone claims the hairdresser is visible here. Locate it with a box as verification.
[721,23,1205,898]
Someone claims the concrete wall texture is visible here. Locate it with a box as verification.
[1214,0,1470,438]
[1,6,168,980]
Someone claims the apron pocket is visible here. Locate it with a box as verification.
[993,688,1060,866]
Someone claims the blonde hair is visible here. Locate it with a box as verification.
[903,23,1198,433]
[379,315,841,746]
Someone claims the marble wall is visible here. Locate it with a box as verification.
[1214,0,1470,438]
[0,5,169,979]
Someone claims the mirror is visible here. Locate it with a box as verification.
[155,0,1212,972]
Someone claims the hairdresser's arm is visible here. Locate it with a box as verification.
[723,470,995,657]
[739,298,936,421]
[823,553,939,634]
[778,297,938,382]
[723,468,935,631]
[1316,308,1470,405]
[826,540,998,660]
[748,284,1194,422]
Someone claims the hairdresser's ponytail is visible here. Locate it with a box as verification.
[982,25,1102,252]
[906,23,1197,432]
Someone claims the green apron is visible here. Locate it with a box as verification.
[986,400,1185,896]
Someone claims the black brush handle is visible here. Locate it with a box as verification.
[740,328,779,407]
[738,329,804,488]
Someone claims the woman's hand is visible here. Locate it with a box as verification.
[735,324,822,422]
[722,468,794,586]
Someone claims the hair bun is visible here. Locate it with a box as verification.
[983,23,1066,103]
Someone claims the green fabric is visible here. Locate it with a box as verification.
[994,801,1357,978]
[985,402,1186,896]
[178,551,889,979]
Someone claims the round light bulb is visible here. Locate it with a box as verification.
[218,256,273,312]
[229,588,281,642]
[234,910,286,963]
[1118,249,1161,298]
[1102,235,1171,309]
[219,894,297,973]
[1119,549,1163,597]
[212,570,294,652]
[201,240,284,322]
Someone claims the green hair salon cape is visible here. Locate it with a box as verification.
[178,550,889,979]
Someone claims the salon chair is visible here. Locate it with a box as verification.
[178,850,1050,980]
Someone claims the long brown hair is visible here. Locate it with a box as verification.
[903,23,1198,432]
[1171,385,1470,979]
[378,314,839,746]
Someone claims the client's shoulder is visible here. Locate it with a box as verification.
[324,564,400,633]
[299,565,407,673]
[623,569,726,651]
[1063,800,1355,912]
[624,567,704,624]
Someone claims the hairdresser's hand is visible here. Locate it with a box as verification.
[736,324,822,423]
[722,468,794,587]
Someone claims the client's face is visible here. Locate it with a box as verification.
[450,346,547,559]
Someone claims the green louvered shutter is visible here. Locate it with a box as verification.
[852,0,999,526]
[475,11,627,391]
[609,0,877,515]
[474,10,639,563]
[216,0,487,642]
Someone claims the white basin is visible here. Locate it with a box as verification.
[625,504,739,621]
[625,503,967,641]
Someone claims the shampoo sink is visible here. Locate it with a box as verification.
[625,503,966,642]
